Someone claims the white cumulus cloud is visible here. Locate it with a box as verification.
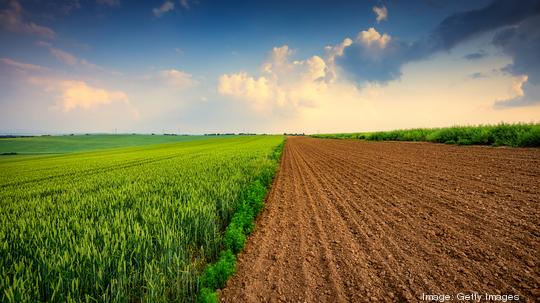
[26,76,137,116]
[373,5,388,23]
[218,72,272,110]
[57,80,129,111]
[358,28,391,49]
[218,44,366,114]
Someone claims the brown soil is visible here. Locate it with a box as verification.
[219,137,540,303]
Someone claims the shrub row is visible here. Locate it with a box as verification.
[312,123,540,147]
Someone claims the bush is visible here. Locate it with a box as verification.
[491,124,520,146]
[518,127,540,147]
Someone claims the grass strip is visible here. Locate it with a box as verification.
[197,140,285,302]
[312,123,540,147]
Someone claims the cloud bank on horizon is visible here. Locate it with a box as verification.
[0,0,539,134]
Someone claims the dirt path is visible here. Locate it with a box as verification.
[219,137,540,302]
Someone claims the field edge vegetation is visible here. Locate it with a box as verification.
[311,123,540,147]
[197,140,285,303]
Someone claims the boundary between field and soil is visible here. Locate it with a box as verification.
[311,123,540,147]
[196,139,285,302]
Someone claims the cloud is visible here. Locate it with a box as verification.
[427,0,539,52]
[337,28,413,84]
[493,75,540,107]
[219,45,329,111]
[57,81,129,111]
[463,51,487,61]
[97,0,120,6]
[373,5,388,23]
[37,43,119,75]
[152,0,191,15]
[50,48,78,66]
[337,0,540,85]
[57,0,81,15]
[36,40,52,47]
[261,45,327,84]
[490,14,540,107]
[153,1,175,17]
[26,75,136,114]
[218,45,365,114]
[160,69,198,88]
[216,1,540,117]
[2,57,137,118]
[358,27,391,49]
[179,0,190,9]
[469,72,487,79]
[323,38,353,82]
[1,57,49,72]
[492,15,540,85]
[218,72,272,110]
[0,0,55,38]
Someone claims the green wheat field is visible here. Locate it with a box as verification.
[0,135,283,302]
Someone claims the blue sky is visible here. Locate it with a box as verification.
[0,0,539,134]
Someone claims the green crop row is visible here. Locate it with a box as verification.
[312,123,540,147]
[0,136,284,302]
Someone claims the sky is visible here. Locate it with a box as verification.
[0,0,539,134]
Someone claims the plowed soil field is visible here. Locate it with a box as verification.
[220,137,540,302]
